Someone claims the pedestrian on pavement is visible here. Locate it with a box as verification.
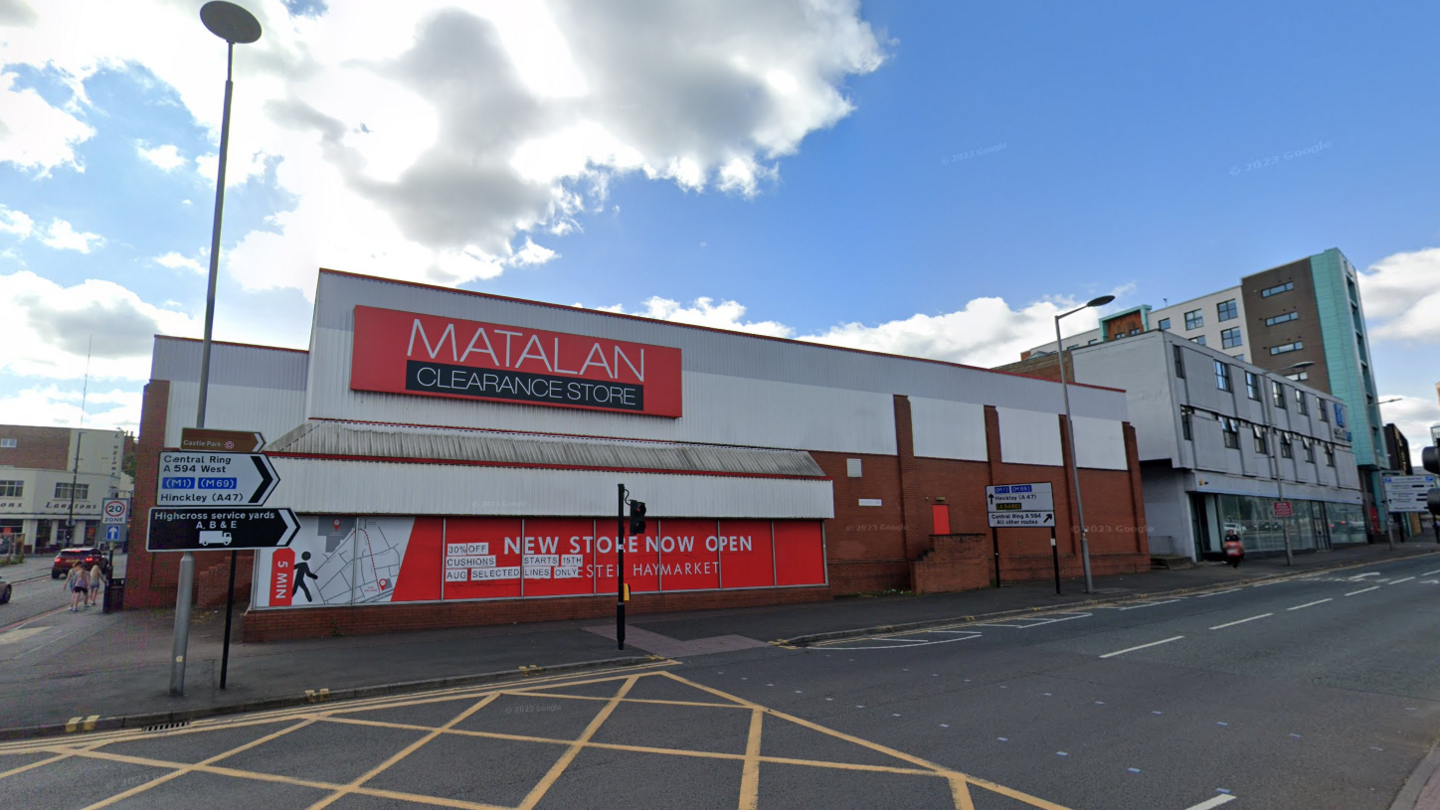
[64,562,89,611]
[1223,529,1245,568]
[86,562,105,607]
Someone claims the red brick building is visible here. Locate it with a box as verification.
[127,270,1149,641]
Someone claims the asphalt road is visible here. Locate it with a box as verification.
[1,553,1436,809]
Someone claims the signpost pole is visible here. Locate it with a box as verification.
[219,549,237,689]
[616,484,626,651]
[991,527,1001,588]
[1050,527,1061,595]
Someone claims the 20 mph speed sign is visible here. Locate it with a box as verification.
[102,499,129,525]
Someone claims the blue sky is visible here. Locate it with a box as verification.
[1,0,1438,445]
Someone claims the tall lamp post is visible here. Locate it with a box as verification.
[1261,361,1313,566]
[1055,294,1115,594]
[170,1,262,699]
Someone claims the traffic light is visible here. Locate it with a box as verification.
[1424,446,1439,475]
[628,500,647,536]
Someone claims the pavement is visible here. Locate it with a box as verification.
[0,541,1434,737]
[1,542,1438,809]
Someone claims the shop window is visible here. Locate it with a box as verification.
[0,480,20,497]
[1184,309,1204,330]
[1158,318,1171,331]
[54,482,88,500]
[1272,381,1287,409]
[1173,345,1185,378]
[1265,312,1298,327]
[1217,299,1238,322]
[1245,372,1259,400]
[1214,361,1231,391]
[1221,327,1242,349]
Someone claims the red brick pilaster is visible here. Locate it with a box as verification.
[125,380,170,608]
[1057,414,1081,556]
[893,395,926,562]
[1125,423,1150,555]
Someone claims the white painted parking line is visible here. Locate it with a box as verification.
[1184,794,1237,809]
[1099,635,1185,659]
[1195,589,1241,598]
[1286,598,1332,611]
[1421,580,1439,585]
[1117,599,1185,611]
[1389,577,1415,585]
[1345,586,1380,597]
[978,613,1092,629]
[1422,569,1440,577]
[1350,572,1381,580]
[1209,613,1272,630]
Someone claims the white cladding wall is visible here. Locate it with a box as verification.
[908,398,987,461]
[1072,416,1128,470]
[164,383,308,449]
[268,458,835,519]
[997,408,1063,466]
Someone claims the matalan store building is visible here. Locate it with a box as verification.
[127,270,1151,641]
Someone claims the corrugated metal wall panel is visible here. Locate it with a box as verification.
[268,420,826,476]
[306,327,898,454]
[268,457,835,518]
[312,272,1125,420]
[909,397,987,461]
[151,336,308,390]
[165,382,309,448]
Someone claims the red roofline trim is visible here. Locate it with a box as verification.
[155,335,309,354]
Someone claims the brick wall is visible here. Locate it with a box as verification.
[197,552,255,608]
[911,534,991,594]
[243,584,831,642]
[0,425,70,471]
[810,448,908,594]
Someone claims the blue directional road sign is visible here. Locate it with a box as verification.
[106,526,120,542]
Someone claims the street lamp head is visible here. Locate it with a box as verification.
[201,1,262,44]
[1085,295,1116,308]
[1282,361,1315,372]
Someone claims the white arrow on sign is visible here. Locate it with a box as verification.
[986,483,1055,513]
[157,452,280,507]
[988,511,1056,528]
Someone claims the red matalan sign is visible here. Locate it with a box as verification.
[350,305,683,417]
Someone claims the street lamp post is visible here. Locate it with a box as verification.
[1261,361,1313,566]
[170,1,262,699]
[1055,294,1115,594]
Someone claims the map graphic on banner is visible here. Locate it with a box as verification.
[255,517,415,608]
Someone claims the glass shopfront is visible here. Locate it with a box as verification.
[1197,493,1365,556]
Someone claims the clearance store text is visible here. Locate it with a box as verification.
[253,516,827,609]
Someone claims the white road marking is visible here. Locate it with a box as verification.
[1118,599,1185,611]
[978,612,1092,629]
[1345,586,1380,597]
[1099,635,1185,659]
[1351,572,1381,580]
[1195,589,1241,598]
[1420,580,1439,585]
[1209,613,1273,630]
[0,627,48,646]
[1422,569,1440,577]
[11,629,77,659]
[1184,794,1237,810]
[828,632,983,651]
[1286,598,1333,611]
[1389,577,1415,585]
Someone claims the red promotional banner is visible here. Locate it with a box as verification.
[655,520,721,591]
[270,548,295,607]
[350,305,683,417]
[518,518,597,597]
[774,521,827,586]
[443,517,523,600]
[716,520,775,589]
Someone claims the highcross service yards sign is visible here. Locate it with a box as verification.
[349,306,684,417]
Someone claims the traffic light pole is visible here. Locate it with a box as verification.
[616,484,626,651]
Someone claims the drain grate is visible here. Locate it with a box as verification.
[142,720,191,732]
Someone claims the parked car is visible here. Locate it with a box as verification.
[0,574,10,604]
[50,547,110,579]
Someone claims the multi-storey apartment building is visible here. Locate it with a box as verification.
[0,425,135,552]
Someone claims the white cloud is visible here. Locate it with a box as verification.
[155,251,205,273]
[38,218,103,253]
[0,69,94,174]
[0,0,885,295]
[1359,247,1440,344]
[0,270,199,381]
[510,238,557,267]
[137,142,185,170]
[0,385,142,432]
[1378,394,1439,454]
[0,204,34,238]
[597,291,1104,369]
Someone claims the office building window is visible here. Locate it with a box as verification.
[1191,335,1207,346]
[1265,312,1298,327]
[0,438,15,448]
[1221,327,1243,349]
[1173,345,1185,378]
[1235,354,1245,361]
[1253,429,1268,455]
[1158,318,1171,331]
[1217,299,1238,321]
[1222,419,1239,449]
[1184,309,1203,330]
[1214,360,1231,391]
[54,482,89,501]
[1280,436,1293,458]
[1181,412,1192,440]
[1245,371,1259,400]
[0,480,21,497]
[1295,390,1308,415]
[1324,446,1335,467]
[1285,371,1309,381]
[1130,328,1141,336]
[1303,442,1315,463]
[1088,339,1099,345]
[1067,344,1080,350]
[1261,281,1294,297]
[1272,381,1287,409]
[1318,404,1329,423]
[1269,341,1302,355]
